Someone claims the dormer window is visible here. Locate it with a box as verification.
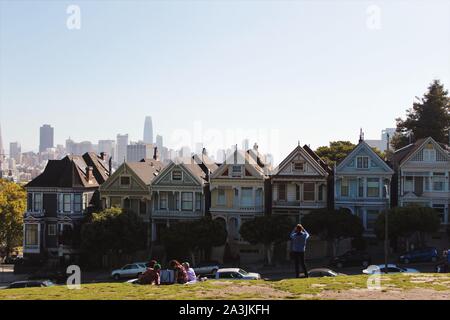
[356,156,369,169]
[423,145,436,162]
[172,170,182,181]
[293,162,305,172]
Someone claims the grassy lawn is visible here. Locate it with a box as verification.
[0,274,449,300]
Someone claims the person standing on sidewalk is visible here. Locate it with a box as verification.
[290,224,310,278]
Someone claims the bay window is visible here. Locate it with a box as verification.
[181,192,193,210]
[74,194,82,213]
[278,184,287,201]
[433,173,445,191]
[195,193,202,210]
[25,224,39,246]
[63,194,71,212]
[367,178,380,197]
[303,183,315,201]
[341,179,349,197]
[217,189,226,206]
[160,192,168,210]
[241,187,253,207]
[33,193,42,212]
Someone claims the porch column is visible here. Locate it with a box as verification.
[179,191,182,212]
[192,192,195,212]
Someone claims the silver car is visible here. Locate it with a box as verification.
[111,263,147,280]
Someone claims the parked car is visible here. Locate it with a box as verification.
[3,255,23,265]
[193,261,220,276]
[7,280,54,289]
[362,264,419,275]
[329,250,371,268]
[399,247,439,264]
[308,268,346,278]
[28,269,68,284]
[111,263,147,280]
[214,268,261,280]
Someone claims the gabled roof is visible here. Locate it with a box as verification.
[273,144,329,177]
[336,140,394,173]
[210,149,267,179]
[392,137,450,166]
[126,159,164,185]
[152,154,216,186]
[303,144,332,174]
[25,153,111,189]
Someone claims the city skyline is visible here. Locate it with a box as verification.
[1,1,450,163]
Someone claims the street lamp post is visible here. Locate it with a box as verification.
[384,184,390,274]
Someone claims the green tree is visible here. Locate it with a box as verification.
[0,180,26,258]
[393,80,450,150]
[80,207,147,266]
[239,215,293,265]
[161,218,227,265]
[375,206,441,251]
[315,141,385,166]
[301,208,364,257]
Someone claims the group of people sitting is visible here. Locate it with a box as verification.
[137,259,199,285]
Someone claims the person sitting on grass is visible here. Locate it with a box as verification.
[139,263,161,285]
[182,262,197,283]
[169,260,188,284]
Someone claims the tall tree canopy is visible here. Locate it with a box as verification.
[0,180,26,257]
[239,215,293,265]
[80,207,147,263]
[393,80,450,149]
[315,141,384,166]
[301,208,364,256]
[375,206,440,251]
[160,217,227,264]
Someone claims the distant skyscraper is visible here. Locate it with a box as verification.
[126,142,154,162]
[39,124,54,153]
[98,140,115,160]
[242,139,249,151]
[156,135,163,150]
[116,134,129,164]
[143,116,153,144]
[9,142,21,163]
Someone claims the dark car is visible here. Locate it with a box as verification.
[399,247,439,264]
[329,250,371,268]
[308,268,346,277]
[7,280,54,289]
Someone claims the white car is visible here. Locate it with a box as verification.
[193,261,220,275]
[214,268,261,280]
[111,263,147,280]
[362,264,420,275]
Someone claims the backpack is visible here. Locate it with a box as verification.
[159,269,175,284]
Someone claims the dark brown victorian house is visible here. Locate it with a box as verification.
[23,152,111,265]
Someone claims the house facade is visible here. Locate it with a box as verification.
[149,154,218,244]
[209,149,269,263]
[391,137,450,226]
[23,152,111,264]
[334,140,394,233]
[271,144,332,221]
[99,158,164,229]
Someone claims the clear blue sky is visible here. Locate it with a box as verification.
[1,0,449,164]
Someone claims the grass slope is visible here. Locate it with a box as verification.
[0,274,449,300]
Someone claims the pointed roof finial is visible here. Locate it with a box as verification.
[298,140,300,147]
[359,128,364,143]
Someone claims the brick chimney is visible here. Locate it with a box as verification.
[86,166,93,182]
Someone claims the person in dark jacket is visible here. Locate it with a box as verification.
[290,224,310,278]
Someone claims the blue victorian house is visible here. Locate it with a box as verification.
[334,136,394,233]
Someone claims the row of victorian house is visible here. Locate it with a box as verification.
[22,136,450,265]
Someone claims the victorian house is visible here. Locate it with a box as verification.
[99,156,164,240]
[209,148,270,263]
[334,139,394,233]
[391,137,450,227]
[23,152,111,264]
[149,153,218,246]
[271,144,332,221]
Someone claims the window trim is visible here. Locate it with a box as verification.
[172,170,183,181]
[119,175,131,187]
[48,224,56,236]
[356,156,369,169]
